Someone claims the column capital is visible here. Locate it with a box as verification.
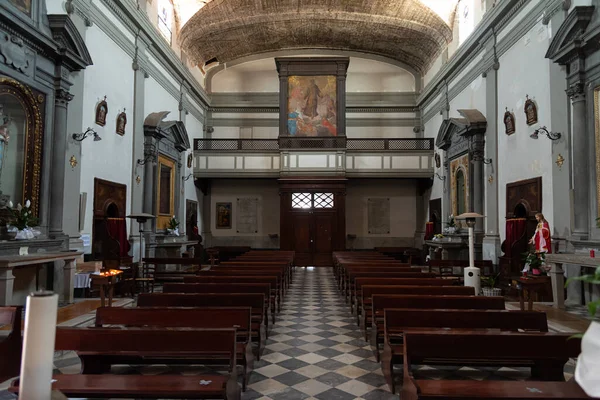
[567,82,585,100]
[55,89,74,106]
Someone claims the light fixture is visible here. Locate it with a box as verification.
[182,173,193,181]
[72,127,101,142]
[434,173,446,181]
[531,126,561,140]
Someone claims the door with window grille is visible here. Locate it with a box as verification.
[280,180,346,266]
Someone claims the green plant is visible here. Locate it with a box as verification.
[8,200,38,230]
[481,272,501,288]
[167,215,179,230]
[445,215,456,228]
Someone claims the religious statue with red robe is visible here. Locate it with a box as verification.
[529,213,552,254]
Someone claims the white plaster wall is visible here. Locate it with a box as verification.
[346,179,418,245]
[45,0,66,14]
[184,114,204,232]
[424,54,443,88]
[210,179,280,239]
[497,21,554,242]
[145,77,180,117]
[449,74,486,116]
[212,57,416,93]
[79,25,135,246]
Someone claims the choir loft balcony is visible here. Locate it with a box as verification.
[192,137,434,178]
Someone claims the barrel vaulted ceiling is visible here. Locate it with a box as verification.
[177,0,459,73]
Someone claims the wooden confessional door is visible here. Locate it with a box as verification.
[280,179,346,267]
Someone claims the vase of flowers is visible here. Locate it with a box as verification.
[7,200,39,240]
[522,250,549,276]
[166,215,179,236]
[444,215,456,234]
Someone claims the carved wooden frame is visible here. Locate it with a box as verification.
[0,77,44,217]
[524,95,538,126]
[503,108,516,135]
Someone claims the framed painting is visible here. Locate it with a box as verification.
[524,95,538,126]
[287,75,337,136]
[116,110,126,136]
[216,202,232,229]
[8,0,31,15]
[95,97,108,127]
[504,108,515,135]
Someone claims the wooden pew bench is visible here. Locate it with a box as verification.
[10,327,241,400]
[163,282,273,334]
[142,257,202,283]
[0,306,22,383]
[347,272,439,308]
[220,262,291,288]
[370,295,505,361]
[95,306,253,390]
[382,309,548,393]
[428,259,494,278]
[137,293,266,360]
[358,285,475,337]
[401,331,587,400]
[340,264,412,293]
[189,273,282,313]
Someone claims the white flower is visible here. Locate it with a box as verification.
[25,200,30,208]
[17,203,22,211]
[8,201,12,208]
[172,215,176,219]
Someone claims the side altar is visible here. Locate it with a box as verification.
[425,233,482,261]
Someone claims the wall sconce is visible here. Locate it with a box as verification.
[470,148,493,164]
[182,173,193,181]
[530,126,561,140]
[434,173,446,181]
[556,154,565,169]
[72,128,101,142]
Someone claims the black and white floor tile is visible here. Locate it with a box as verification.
[0,267,578,400]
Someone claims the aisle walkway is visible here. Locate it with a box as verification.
[245,267,396,400]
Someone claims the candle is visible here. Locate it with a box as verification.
[19,291,58,400]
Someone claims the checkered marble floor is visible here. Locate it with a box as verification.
[0,266,577,400]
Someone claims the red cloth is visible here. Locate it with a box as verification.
[504,218,527,257]
[425,222,434,240]
[106,218,131,257]
[532,221,552,254]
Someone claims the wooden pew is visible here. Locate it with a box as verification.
[0,306,22,383]
[163,283,273,334]
[142,257,202,283]
[137,293,266,360]
[11,327,241,400]
[187,274,282,313]
[346,272,438,307]
[212,265,288,295]
[370,295,505,361]
[358,285,475,336]
[220,262,291,288]
[95,306,253,390]
[339,264,413,293]
[401,331,587,400]
[354,277,453,312]
[382,309,549,393]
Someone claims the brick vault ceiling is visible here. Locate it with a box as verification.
[179,0,458,73]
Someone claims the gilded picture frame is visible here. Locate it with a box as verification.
[216,202,232,229]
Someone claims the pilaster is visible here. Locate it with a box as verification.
[567,82,589,240]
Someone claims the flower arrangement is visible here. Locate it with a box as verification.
[522,250,548,276]
[8,200,38,230]
[167,215,179,236]
[446,215,456,228]
[434,234,444,239]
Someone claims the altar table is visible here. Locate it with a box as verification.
[0,251,83,306]
[545,253,599,309]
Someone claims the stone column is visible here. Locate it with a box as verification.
[49,88,74,241]
[482,63,502,263]
[471,134,485,232]
[568,82,589,240]
[142,135,157,231]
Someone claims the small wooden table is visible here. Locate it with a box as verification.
[514,276,550,311]
[90,270,123,307]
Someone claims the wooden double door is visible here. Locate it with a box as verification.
[280,179,346,266]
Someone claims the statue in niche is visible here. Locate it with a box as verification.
[529,212,552,254]
[95,96,108,127]
[524,95,538,126]
[504,108,516,135]
[0,104,12,208]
